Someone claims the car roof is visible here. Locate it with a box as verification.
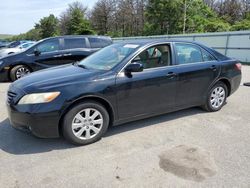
[114,39,229,61]
[44,35,112,40]
[115,39,206,46]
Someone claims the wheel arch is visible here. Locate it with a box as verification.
[58,95,115,135]
[217,78,231,97]
[8,63,33,80]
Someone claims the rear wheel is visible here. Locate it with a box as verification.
[62,101,109,145]
[202,81,228,112]
[10,65,31,81]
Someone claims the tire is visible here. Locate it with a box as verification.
[10,65,31,81]
[202,81,228,112]
[62,101,110,145]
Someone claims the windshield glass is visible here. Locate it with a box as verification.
[78,43,140,70]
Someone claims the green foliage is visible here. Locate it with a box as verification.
[144,0,231,35]
[107,31,123,38]
[10,28,41,41]
[0,34,13,40]
[9,14,59,41]
[144,0,183,35]
[230,14,250,31]
[66,7,94,35]
[35,14,59,38]
[6,0,250,40]
[185,0,230,33]
[204,19,230,32]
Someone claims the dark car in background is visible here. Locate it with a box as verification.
[6,40,33,48]
[0,35,112,81]
[7,40,241,145]
[0,40,10,49]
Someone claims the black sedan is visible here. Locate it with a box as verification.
[7,40,242,145]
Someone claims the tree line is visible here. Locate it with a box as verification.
[10,0,250,41]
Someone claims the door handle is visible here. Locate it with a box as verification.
[210,65,217,71]
[53,54,63,58]
[166,72,177,78]
[63,53,72,56]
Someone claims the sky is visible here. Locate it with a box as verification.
[0,0,99,35]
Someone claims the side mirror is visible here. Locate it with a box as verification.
[34,49,41,56]
[125,63,143,73]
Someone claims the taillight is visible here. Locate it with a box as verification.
[235,63,242,71]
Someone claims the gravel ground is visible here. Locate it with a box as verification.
[0,66,250,188]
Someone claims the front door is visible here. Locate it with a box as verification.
[116,44,178,121]
[33,38,66,69]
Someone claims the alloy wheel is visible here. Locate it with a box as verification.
[71,108,103,140]
[210,86,225,109]
[16,67,30,79]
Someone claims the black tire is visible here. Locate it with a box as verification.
[62,101,110,145]
[202,81,228,112]
[10,65,31,81]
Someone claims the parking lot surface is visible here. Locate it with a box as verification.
[0,66,250,188]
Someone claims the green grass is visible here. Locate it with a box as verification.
[0,34,13,40]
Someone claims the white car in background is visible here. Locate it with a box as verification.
[0,42,36,58]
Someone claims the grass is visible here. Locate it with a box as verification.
[0,34,13,40]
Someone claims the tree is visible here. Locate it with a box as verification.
[183,0,230,33]
[144,0,183,35]
[144,0,231,35]
[90,0,116,35]
[35,14,59,38]
[9,0,250,41]
[217,0,243,24]
[59,1,94,35]
[24,28,41,40]
[231,13,250,31]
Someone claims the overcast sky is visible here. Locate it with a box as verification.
[0,0,98,35]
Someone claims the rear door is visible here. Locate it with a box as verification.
[173,42,220,107]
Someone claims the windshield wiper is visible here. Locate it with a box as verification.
[72,61,89,69]
[77,64,88,69]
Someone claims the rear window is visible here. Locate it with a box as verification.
[210,48,230,61]
[89,38,112,48]
[64,38,87,49]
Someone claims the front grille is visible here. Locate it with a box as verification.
[7,91,17,104]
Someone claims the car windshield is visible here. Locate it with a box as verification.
[78,43,140,70]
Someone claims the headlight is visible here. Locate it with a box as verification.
[18,92,60,105]
[0,60,3,65]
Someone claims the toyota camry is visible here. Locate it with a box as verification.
[7,40,242,145]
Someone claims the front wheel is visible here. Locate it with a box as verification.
[10,65,31,81]
[202,82,228,112]
[62,101,109,145]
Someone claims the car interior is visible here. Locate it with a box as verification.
[134,44,171,69]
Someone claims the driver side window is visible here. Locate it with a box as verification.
[133,44,171,69]
[36,39,59,53]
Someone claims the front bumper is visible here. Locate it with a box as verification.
[7,103,61,138]
[0,67,9,82]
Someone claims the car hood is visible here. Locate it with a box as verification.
[0,50,24,61]
[12,65,105,93]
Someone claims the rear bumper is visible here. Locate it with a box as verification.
[230,73,242,96]
[7,104,61,138]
